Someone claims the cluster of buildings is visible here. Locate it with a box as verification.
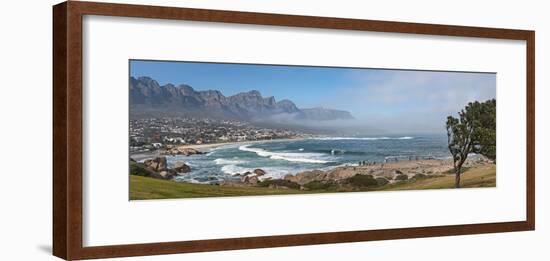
[129,117,301,152]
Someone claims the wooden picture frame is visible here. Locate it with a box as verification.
[53,1,535,260]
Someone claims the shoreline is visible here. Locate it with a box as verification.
[130,163,496,200]
[130,136,492,185]
[130,136,307,161]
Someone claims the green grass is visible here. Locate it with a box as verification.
[130,175,309,200]
[379,164,496,191]
[130,164,496,200]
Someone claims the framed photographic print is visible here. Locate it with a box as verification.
[53,1,535,260]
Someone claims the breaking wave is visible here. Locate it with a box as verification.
[214,158,248,165]
[220,164,309,179]
[312,136,414,141]
[238,145,330,164]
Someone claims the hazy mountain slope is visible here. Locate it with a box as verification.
[129,76,354,121]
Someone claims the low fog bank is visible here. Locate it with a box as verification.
[251,112,449,136]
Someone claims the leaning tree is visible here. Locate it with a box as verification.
[446,99,496,188]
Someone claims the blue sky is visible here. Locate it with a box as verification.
[130,60,496,133]
[130,60,355,108]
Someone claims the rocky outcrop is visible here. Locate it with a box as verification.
[129,161,164,179]
[143,157,167,172]
[241,175,259,185]
[284,166,365,185]
[284,170,327,185]
[231,169,267,185]
[173,161,191,173]
[159,169,177,179]
[165,147,203,156]
[131,157,189,180]
[222,157,494,191]
[253,169,266,176]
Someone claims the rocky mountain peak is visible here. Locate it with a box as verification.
[130,76,353,121]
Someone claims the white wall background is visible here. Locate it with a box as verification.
[0,0,547,260]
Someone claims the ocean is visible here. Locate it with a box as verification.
[168,134,450,184]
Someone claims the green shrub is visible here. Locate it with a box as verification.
[375,177,389,186]
[347,174,378,187]
[395,174,409,181]
[443,166,470,174]
[130,162,151,177]
[303,180,334,190]
[258,179,301,190]
[412,173,427,179]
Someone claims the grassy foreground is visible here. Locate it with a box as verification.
[380,164,496,191]
[130,165,496,200]
[130,175,310,200]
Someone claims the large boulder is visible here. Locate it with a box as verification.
[176,147,203,156]
[241,175,259,185]
[326,168,357,180]
[129,161,165,180]
[253,169,266,176]
[143,157,167,171]
[130,158,183,180]
[173,161,191,173]
[284,170,327,185]
[159,169,177,179]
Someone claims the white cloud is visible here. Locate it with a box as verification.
[331,70,496,134]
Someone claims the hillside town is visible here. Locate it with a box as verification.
[129,117,302,153]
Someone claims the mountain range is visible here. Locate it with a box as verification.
[130,76,354,121]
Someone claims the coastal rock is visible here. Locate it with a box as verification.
[241,175,259,185]
[130,161,164,179]
[166,148,180,155]
[326,167,358,180]
[176,147,203,156]
[173,161,191,173]
[253,169,266,176]
[248,176,259,185]
[143,157,167,171]
[284,170,327,185]
[163,147,203,156]
[286,166,364,185]
[159,169,177,179]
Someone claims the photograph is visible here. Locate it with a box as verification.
[128,60,496,200]
[1,0,542,260]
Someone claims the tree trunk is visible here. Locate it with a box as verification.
[454,166,462,188]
